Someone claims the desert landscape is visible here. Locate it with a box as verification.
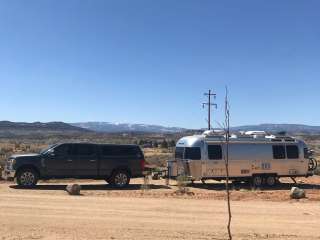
[1,176,320,240]
[0,122,320,239]
[2,1,319,239]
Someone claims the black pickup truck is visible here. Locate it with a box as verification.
[2,143,145,188]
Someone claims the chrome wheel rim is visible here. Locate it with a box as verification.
[114,173,128,187]
[253,176,262,186]
[20,172,35,186]
[267,176,275,186]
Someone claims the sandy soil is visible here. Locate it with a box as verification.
[0,177,320,240]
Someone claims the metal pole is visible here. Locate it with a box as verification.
[203,90,217,130]
[208,90,211,130]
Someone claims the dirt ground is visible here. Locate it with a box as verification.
[0,176,320,240]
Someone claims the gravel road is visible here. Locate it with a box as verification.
[0,179,319,240]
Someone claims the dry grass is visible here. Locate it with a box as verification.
[143,148,173,167]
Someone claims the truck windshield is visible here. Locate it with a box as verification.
[40,144,58,155]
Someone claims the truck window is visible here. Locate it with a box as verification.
[102,145,140,157]
[72,144,95,156]
[175,147,184,159]
[184,147,201,160]
[286,145,299,159]
[272,145,286,159]
[54,144,71,155]
[208,145,222,160]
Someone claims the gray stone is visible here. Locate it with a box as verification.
[66,184,81,195]
[290,187,306,199]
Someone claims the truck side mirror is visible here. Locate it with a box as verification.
[47,149,56,157]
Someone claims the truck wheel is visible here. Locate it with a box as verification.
[110,170,130,188]
[252,175,263,188]
[16,168,38,188]
[265,175,277,187]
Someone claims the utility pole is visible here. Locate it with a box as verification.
[203,90,217,130]
[224,87,232,240]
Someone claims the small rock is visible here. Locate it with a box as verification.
[290,187,306,199]
[66,184,81,195]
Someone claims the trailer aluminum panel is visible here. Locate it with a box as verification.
[169,131,316,186]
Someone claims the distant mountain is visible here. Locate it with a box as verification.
[71,122,186,133]
[231,124,320,134]
[71,122,320,134]
[0,121,91,137]
[1,121,319,137]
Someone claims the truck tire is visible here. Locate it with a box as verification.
[16,168,38,188]
[252,175,263,188]
[265,175,277,187]
[109,170,130,188]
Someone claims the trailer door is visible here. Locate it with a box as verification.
[285,145,307,175]
[203,144,225,177]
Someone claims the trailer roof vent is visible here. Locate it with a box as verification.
[244,131,267,136]
[271,138,282,142]
[203,129,225,136]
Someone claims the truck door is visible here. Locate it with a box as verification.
[203,144,225,178]
[71,144,98,176]
[45,144,75,177]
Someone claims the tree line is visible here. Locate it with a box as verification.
[133,139,176,148]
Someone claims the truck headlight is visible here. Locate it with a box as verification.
[7,158,16,170]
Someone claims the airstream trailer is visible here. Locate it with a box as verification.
[168,130,317,187]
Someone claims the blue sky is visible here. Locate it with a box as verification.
[0,1,319,129]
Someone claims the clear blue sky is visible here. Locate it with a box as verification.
[0,1,319,129]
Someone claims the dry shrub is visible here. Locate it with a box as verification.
[141,172,152,191]
[175,175,194,196]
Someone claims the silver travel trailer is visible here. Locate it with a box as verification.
[168,130,317,187]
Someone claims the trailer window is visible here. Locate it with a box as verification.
[175,147,184,159]
[286,145,299,159]
[208,145,222,160]
[273,145,286,159]
[185,147,201,160]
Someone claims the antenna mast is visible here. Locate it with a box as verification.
[203,90,217,130]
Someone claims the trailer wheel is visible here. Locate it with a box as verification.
[265,175,277,187]
[252,175,263,188]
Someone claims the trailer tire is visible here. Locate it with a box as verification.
[265,175,277,187]
[252,175,263,188]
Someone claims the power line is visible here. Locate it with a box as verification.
[202,90,217,130]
